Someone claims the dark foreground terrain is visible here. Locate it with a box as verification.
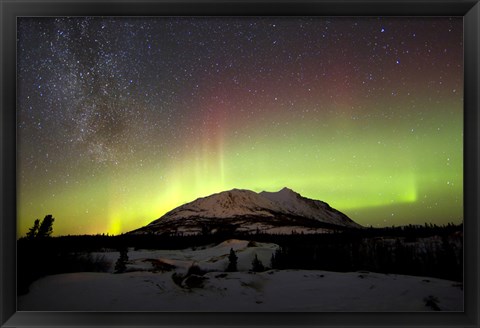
[18,223,463,296]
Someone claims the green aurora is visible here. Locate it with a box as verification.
[17,17,463,236]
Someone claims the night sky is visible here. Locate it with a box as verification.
[17,17,463,237]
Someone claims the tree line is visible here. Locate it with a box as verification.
[17,215,463,295]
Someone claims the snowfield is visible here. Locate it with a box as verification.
[18,240,463,312]
[92,239,279,274]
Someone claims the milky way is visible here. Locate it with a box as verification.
[17,17,463,236]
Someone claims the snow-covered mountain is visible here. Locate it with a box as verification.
[132,187,362,235]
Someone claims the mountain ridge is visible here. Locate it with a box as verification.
[131,187,362,235]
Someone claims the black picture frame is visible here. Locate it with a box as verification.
[1,0,479,327]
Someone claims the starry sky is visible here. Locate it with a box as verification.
[17,17,463,237]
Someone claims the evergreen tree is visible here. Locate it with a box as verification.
[114,248,129,273]
[270,252,279,269]
[26,219,40,239]
[37,215,54,238]
[227,248,238,272]
[251,254,264,272]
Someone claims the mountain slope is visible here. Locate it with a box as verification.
[259,187,358,227]
[132,188,362,235]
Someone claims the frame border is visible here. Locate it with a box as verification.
[1,0,479,327]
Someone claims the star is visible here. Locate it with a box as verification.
[17,16,463,236]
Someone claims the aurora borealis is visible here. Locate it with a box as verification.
[17,17,463,237]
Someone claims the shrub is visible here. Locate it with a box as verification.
[424,295,441,311]
[187,262,206,276]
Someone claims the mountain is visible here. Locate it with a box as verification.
[131,187,362,235]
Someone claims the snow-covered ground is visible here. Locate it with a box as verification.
[92,239,278,274]
[18,240,463,312]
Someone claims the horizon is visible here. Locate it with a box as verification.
[17,17,463,237]
[19,185,463,238]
